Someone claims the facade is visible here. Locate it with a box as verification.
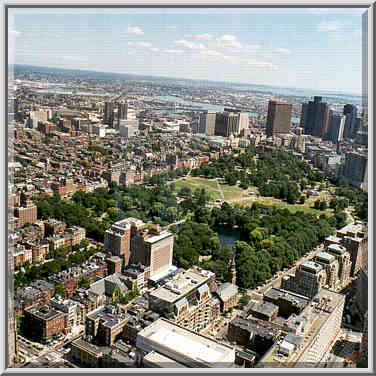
[199,110,217,135]
[215,112,239,137]
[343,104,358,139]
[23,304,70,342]
[215,283,239,313]
[327,114,345,143]
[14,200,37,227]
[117,101,128,123]
[303,96,330,138]
[104,219,132,267]
[314,252,340,291]
[148,267,219,332]
[258,289,345,367]
[119,119,139,138]
[86,305,130,346]
[326,243,352,289]
[104,102,114,127]
[342,152,368,191]
[136,318,236,367]
[130,224,174,280]
[265,101,292,137]
[281,261,327,299]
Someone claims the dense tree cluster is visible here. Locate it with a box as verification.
[173,202,336,289]
[191,148,325,203]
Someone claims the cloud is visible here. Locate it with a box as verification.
[124,26,144,35]
[245,59,279,71]
[216,34,242,49]
[149,47,159,52]
[194,33,213,40]
[175,40,206,50]
[164,25,177,30]
[138,42,152,48]
[275,48,291,55]
[164,49,184,54]
[318,21,342,32]
[9,29,22,37]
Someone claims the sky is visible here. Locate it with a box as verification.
[8,8,366,94]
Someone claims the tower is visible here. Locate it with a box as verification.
[265,100,292,137]
[230,256,236,285]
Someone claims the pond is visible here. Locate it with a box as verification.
[215,226,243,249]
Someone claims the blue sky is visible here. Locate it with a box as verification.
[8,8,365,94]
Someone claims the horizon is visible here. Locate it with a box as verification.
[10,63,362,98]
[8,8,365,94]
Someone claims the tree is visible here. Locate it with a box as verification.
[78,276,91,289]
[54,283,67,298]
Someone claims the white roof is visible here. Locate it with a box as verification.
[149,328,224,363]
[280,340,295,352]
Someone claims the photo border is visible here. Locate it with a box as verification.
[2,1,374,375]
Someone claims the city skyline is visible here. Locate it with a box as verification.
[8,8,365,94]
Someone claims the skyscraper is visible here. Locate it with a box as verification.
[342,152,368,191]
[343,104,358,139]
[265,100,292,137]
[199,110,217,135]
[117,101,128,123]
[215,111,239,137]
[299,102,308,129]
[327,114,345,144]
[303,96,330,138]
[104,101,114,127]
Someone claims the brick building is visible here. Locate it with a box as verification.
[14,200,37,227]
[23,304,70,342]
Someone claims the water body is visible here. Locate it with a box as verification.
[35,88,108,96]
[155,95,258,117]
[215,227,242,248]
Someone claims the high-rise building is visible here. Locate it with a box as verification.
[104,219,132,267]
[299,102,308,129]
[236,112,249,134]
[199,110,217,135]
[342,151,368,191]
[215,112,239,137]
[119,119,139,138]
[104,101,114,127]
[303,96,330,138]
[343,104,358,139]
[130,224,174,280]
[327,114,345,143]
[265,100,292,137]
[8,252,17,367]
[14,200,38,227]
[117,101,128,122]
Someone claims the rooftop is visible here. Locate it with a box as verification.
[300,261,322,274]
[87,305,130,329]
[149,267,214,303]
[315,252,336,264]
[143,351,187,368]
[137,318,234,365]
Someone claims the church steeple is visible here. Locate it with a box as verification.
[230,256,236,285]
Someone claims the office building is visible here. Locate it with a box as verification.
[117,101,128,122]
[265,101,292,137]
[130,223,174,281]
[257,289,345,367]
[119,119,139,138]
[215,112,239,137]
[136,318,236,367]
[148,267,219,331]
[342,151,368,191]
[14,200,38,227]
[343,104,358,139]
[327,114,345,143]
[236,112,249,134]
[325,244,352,289]
[199,110,217,135]
[299,103,308,129]
[302,96,330,138]
[104,102,114,127]
[86,305,130,346]
[281,261,327,299]
[23,303,70,342]
[104,219,132,267]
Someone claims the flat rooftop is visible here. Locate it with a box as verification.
[327,243,346,255]
[144,231,173,244]
[300,261,322,273]
[87,306,130,329]
[137,318,234,365]
[315,251,336,264]
[143,351,187,368]
[337,222,367,237]
[149,267,214,304]
[258,289,345,367]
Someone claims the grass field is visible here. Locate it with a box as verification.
[171,176,334,216]
[171,177,257,201]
